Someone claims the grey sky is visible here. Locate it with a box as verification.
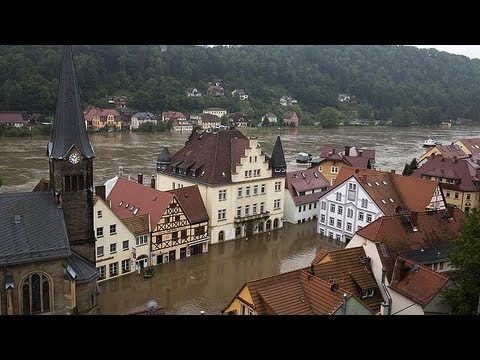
[413,45,480,59]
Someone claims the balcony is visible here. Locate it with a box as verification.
[234,211,270,223]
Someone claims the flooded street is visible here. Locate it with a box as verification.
[1,125,480,314]
[96,221,343,315]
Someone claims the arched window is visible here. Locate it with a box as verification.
[266,220,272,230]
[21,273,52,315]
[218,231,225,242]
[273,218,279,228]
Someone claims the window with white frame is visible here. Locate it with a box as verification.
[347,222,352,232]
[218,209,227,221]
[237,187,243,197]
[336,234,341,241]
[336,192,342,201]
[320,214,326,223]
[237,206,242,217]
[122,240,129,251]
[366,214,372,223]
[336,219,342,228]
[261,184,266,194]
[97,246,104,258]
[330,204,336,212]
[136,235,148,246]
[348,183,356,201]
[349,183,357,191]
[97,266,106,279]
[96,227,104,238]
[121,259,130,273]
[273,199,281,210]
[338,206,343,215]
[246,186,251,196]
[321,201,326,210]
[109,262,118,277]
[110,243,116,254]
[275,181,282,191]
[320,228,325,235]
[329,217,334,226]
[218,189,227,201]
[97,210,102,218]
[245,205,250,216]
[253,185,258,195]
[331,166,339,174]
[260,202,265,213]
[110,224,116,235]
[347,208,353,218]
[244,170,249,178]
[358,212,364,221]
[361,199,368,208]
[253,203,257,214]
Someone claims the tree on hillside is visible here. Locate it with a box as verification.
[318,107,340,128]
[443,209,480,314]
[402,157,418,175]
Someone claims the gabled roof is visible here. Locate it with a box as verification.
[161,129,250,185]
[333,167,441,215]
[320,145,375,162]
[390,256,449,307]
[357,208,465,281]
[311,247,383,313]
[122,214,150,236]
[412,155,479,192]
[168,185,209,224]
[106,177,173,229]
[457,138,480,154]
[50,46,94,160]
[97,109,120,118]
[425,144,469,160]
[0,112,27,124]
[0,191,71,266]
[270,136,286,168]
[243,269,364,315]
[286,168,329,206]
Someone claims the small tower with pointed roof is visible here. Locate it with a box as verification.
[48,45,96,262]
[270,136,287,177]
[157,147,172,172]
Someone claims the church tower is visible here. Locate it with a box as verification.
[48,45,96,262]
[270,136,287,177]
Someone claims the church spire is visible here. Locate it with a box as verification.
[49,45,94,160]
[270,136,286,177]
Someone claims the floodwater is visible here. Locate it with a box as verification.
[1,125,479,314]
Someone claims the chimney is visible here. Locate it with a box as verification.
[95,185,106,200]
[453,156,457,163]
[138,173,143,185]
[391,169,396,174]
[361,174,367,183]
[342,293,348,315]
[150,175,156,189]
[332,148,336,154]
[358,150,363,157]
[345,146,351,156]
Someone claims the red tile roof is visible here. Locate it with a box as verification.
[107,177,173,229]
[333,167,441,215]
[356,208,466,281]
[458,138,480,155]
[311,247,383,313]
[162,129,251,185]
[424,144,469,160]
[319,145,375,162]
[83,107,99,122]
[168,185,209,224]
[390,256,449,306]
[412,155,480,192]
[285,168,329,206]
[122,214,150,236]
[0,112,27,124]
[240,269,367,315]
[97,109,120,117]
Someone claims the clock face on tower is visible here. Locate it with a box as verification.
[68,152,80,165]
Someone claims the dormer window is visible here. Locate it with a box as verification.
[361,289,375,299]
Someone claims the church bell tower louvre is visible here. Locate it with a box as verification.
[48,45,96,262]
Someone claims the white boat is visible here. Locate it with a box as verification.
[296,152,312,164]
[423,139,441,147]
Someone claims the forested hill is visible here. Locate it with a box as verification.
[1,45,480,125]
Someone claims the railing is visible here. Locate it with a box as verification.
[234,211,270,223]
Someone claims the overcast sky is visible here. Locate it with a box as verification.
[413,45,480,59]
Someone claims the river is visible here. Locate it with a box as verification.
[1,125,479,314]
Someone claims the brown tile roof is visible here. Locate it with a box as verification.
[0,112,27,124]
[122,214,150,236]
[286,168,329,206]
[458,138,480,155]
[344,155,371,168]
[84,107,99,122]
[311,247,383,313]
[412,155,480,192]
[162,129,250,185]
[244,269,365,315]
[319,145,375,162]
[425,144,469,160]
[357,208,466,281]
[168,185,209,224]
[97,109,120,117]
[333,167,440,215]
[107,177,173,229]
[390,256,449,306]
[200,113,220,122]
[32,178,50,192]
